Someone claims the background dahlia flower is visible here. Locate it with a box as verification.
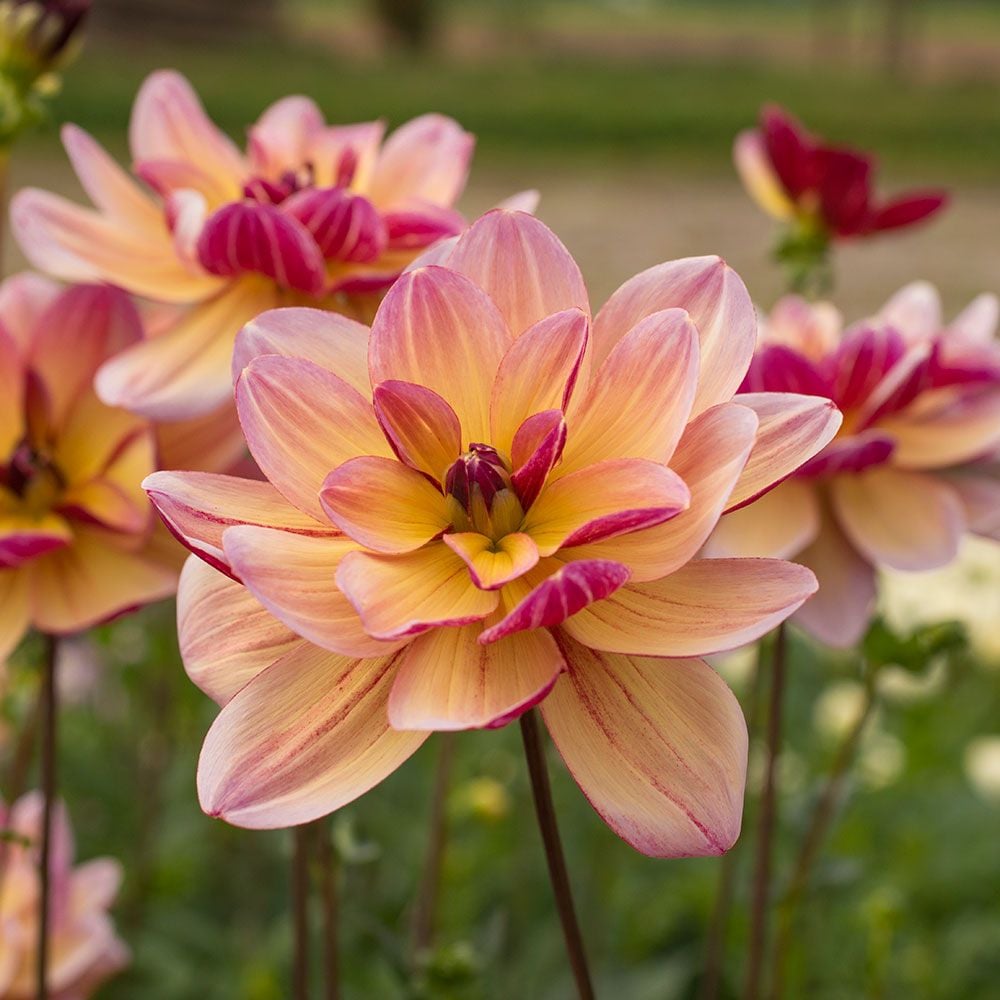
[0,274,177,661]
[0,792,128,1000]
[145,210,840,858]
[11,69,492,422]
[710,283,1000,647]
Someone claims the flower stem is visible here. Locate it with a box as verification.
[519,709,595,1000]
[770,678,877,999]
[36,633,58,1000]
[410,732,455,962]
[743,623,787,1000]
[293,823,313,1000]
[316,819,340,1000]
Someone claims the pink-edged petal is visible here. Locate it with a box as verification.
[129,70,245,195]
[560,308,699,474]
[541,638,747,858]
[368,113,473,209]
[197,642,425,829]
[369,265,512,442]
[156,400,249,476]
[373,380,462,482]
[283,188,387,263]
[403,235,458,272]
[828,326,906,411]
[26,529,177,635]
[443,531,539,590]
[0,512,72,568]
[562,558,816,657]
[740,344,832,397]
[62,124,163,231]
[320,456,449,553]
[308,121,386,190]
[796,430,895,478]
[445,210,589,338]
[523,458,690,556]
[0,325,25,459]
[136,157,234,203]
[830,467,963,572]
[949,293,999,347]
[593,256,755,416]
[96,280,279,420]
[733,128,796,220]
[706,478,820,560]
[490,307,589,452]
[564,402,758,582]
[725,392,842,510]
[11,188,225,303]
[383,201,465,251]
[0,568,28,661]
[942,470,1000,540]
[495,189,541,213]
[875,281,942,343]
[387,623,564,731]
[248,94,324,176]
[0,272,61,351]
[510,410,567,510]
[232,307,372,398]
[143,471,332,574]
[336,543,499,641]
[794,510,876,648]
[479,558,630,644]
[223,525,400,658]
[871,191,947,233]
[876,386,1000,469]
[196,201,326,295]
[236,355,391,519]
[177,555,302,706]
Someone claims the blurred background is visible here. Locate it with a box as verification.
[4,1,1000,997]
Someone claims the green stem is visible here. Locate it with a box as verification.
[316,819,340,1000]
[36,633,58,1000]
[293,823,313,1000]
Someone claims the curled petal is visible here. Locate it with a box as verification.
[178,555,301,706]
[336,543,499,641]
[373,380,462,483]
[733,128,796,220]
[284,188,387,263]
[0,570,29,662]
[562,557,816,657]
[383,202,465,251]
[740,344,831,397]
[510,410,567,510]
[871,191,948,234]
[198,643,425,829]
[387,623,564,731]
[443,531,539,590]
[248,95,325,176]
[541,638,747,858]
[796,431,894,479]
[949,293,999,347]
[0,272,61,351]
[828,326,906,411]
[875,281,942,343]
[0,512,72,568]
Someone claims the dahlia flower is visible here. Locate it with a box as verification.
[0,274,177,661]
[0,792,128,999]
[734,104,947,240]
[12,69,491,421]
[145,210,840,857]
[710,284,1000,647]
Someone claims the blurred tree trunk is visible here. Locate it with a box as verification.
[372,0,437,52]
[96,0,281,40]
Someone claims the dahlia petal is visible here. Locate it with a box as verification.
[388,623,564,731]
[96,280,278,421]
[129,70,245,196]
[562,558,816,656]
[52,391,149,486]
[478,558,630,643]
[733,129,796,220]
[0,272,61,351]
[830,467,963,571]
[197,201,326,295]
[871,192,948,234]
[876,386,1000,469]
[725,392,841,510]
[565,402,758,582]
[949,293,999,347]
[794,511,876,648]
[144,471,331,573]
[233,307,372,398]
[705,478,820,560]
[308,121,386,190]
[740,344,832,397]
[0,326,25,459]
[368,113,473,209]
[494,189,541,213]
[336,543,499,640]
[541,639,747,858]
[320,456,449,553]
[510,411,567,510]
[27,528,177,635]
[875,281,942,343]
[444,210,589,338]
[136,157,236,203]
[383,201,465,251]
[63,438,152,534]
[223,525,397,658]
[592,256,755,416]
[369,266,512,443]
[442,531,539,590]
[61,124,163,230]
[795,430,895,478]
[490,307,588,452]
[560,308,699,474]
[11,189,224,303]
[523,458,689,556]
[197,642,425,829]
[248,95,325,176]
[236,355,391,519]
[177,556,302,705]
[283,188,387,264]
[943,470,1000,540]
[828,326,906,411]
[372,379,462,483]
[0,512,72,568]
[155,401,249,476]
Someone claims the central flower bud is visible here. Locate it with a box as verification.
[444,444,523,540]
[4,441,63,512]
